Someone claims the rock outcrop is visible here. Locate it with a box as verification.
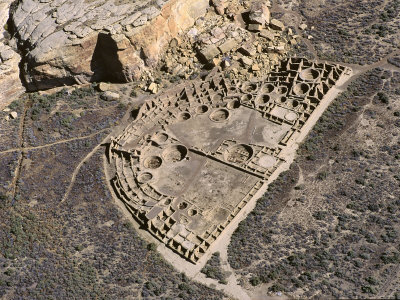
[248,1,270,25]
[10,0,209,91]
[0,0,25,110]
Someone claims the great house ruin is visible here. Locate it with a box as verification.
[106,57,351,263]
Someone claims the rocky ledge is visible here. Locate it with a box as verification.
[9,0,208,91]
[0,0,25,109]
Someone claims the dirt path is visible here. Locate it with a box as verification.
[0,128,110,155]
[60,99,137,203]
[9,97,32,199]
[60,133,111,203]
[201,61,354,299]
[377,263,400,298]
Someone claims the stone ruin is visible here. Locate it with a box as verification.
[106,57,351,263]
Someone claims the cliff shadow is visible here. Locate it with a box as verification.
[91,32,125,83]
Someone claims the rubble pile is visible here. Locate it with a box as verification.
[157,0,298,85]
[6,0,209,91]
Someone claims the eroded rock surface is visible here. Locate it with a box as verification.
[10,0,209,91]
[0,0,25,110]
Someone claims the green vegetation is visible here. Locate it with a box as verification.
[147,242,157,251]
[377,92,389,104]
[201,252,229,284]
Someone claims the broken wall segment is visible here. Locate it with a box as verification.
[106,57,351,264]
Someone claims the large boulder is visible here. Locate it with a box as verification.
[11,0,209,91]
[248,1,270,25]
[0,0,25,110]
[0,44,24,110]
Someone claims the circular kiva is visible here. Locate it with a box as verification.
[178,202,188,210]
[137,172,153,183]
[258,155,277,168]
[241,94,253,102]
[152,132,168,144]
[256,94,270,106]
[241,82,258,93]
[162,145,188,163]
[210,108,230,122]
[285,112,298,122]
[288,99,300,108]
[275,96,287,104]
[196,104,209,114]
[293,82,310,96]
[188,209,198,216]
[300,102,309,111]
[229,86,238,93]
[299,68,320,81]
[262,83,275,93]
[143,156,162,169]
[178,111,191,121]
[213,93,223,102]
[224,144,253,164]
[227,99,241,109]
[276,86,288,94]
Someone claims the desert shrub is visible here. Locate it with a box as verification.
[377,92,389,104]
[201,252,229,284]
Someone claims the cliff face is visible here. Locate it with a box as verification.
[0,0,25,109]
[10,0,209,91]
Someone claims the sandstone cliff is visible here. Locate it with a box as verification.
[0,0,25,109]
[10,0,209,91]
